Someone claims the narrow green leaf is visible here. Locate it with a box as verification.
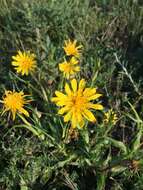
[131,129,142,154]
[97,173,106,190]
[107,137,127,154]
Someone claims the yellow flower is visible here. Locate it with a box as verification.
[104,109,118,125]
[63,39,82,57]
[51,79,103,128]
[1,90,31,120]
[12,51,37,75]
[59,57,80,79]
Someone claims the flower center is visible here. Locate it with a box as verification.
[69,46,76,54]
[5,94,23,110]
[64,63,74,72]
[71,95,86,110]
[21,58,32,69]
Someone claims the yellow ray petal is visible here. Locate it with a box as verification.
[59,62,67,71]
[64,112,72,122]
[87,94,102,100]
[65,83,72,95]
[71,79,77,92]
[73,40,77,45]
[77,45,83,49]
[87,103,104,110]
[74,66,80,71]
[71,57,79,65]
[19,108,29,117]
[18,50,23,57]
[78,79,86,94]
[56,101,67,106]
[79,120,85,128]
[82,109,96,122]
[71,113,77,128]
[77,112,83,123]
[12,61,20,66]
[83,88,96,97]
[12,110,16,120]
[55,91,67,98]
[58,106,70,115]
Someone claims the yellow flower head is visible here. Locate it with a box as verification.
[63,39,82,57]
[51,79,103,128]
[104,109,118,125]
[59,57,80,79]
[1,90,31,120]
[12,51,37,75]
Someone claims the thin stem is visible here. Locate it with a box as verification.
[114,53,141,95]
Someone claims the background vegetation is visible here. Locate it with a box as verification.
[0,0,143,189]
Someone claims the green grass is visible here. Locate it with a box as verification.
[0,0,143,189]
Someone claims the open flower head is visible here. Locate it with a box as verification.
[1,90,31,120]
[63,39,82,57]
[51,79,103,128]
[12,51,37,75]
[104,109,118,125]
[59,57,80,79]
